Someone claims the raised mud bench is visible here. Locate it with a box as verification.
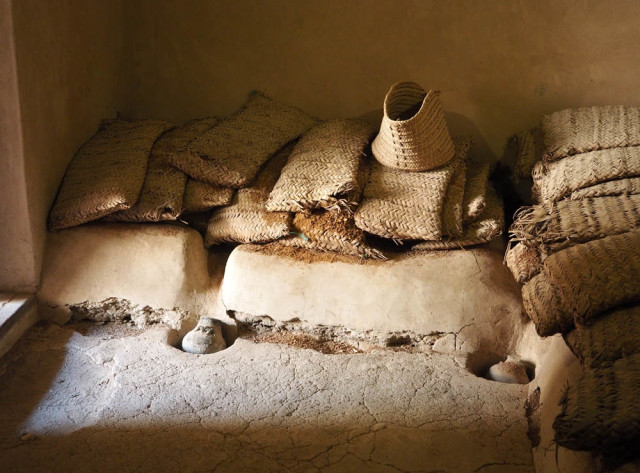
[221,242,529,358]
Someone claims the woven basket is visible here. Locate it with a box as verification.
[182,179,234,213]
[179,92,316,188]
[355,137,472,241]
[279,209,385,260]
[522,272,573,337]
[510,194,640,253]
[106,120,222,222]
[372,82,455,172]
[565,306,640,369]
[266,119,376,212]
[553,353,640,451]
[542,105,640,161]
[513,128,543,179]
[544,228,640,326]
[441,157,467,237]
[462,161,491,223]
[205,144,293,245]
[505,242,542,285]
[532,145,640,204]
[49,119,174,230]
[571,176,640,200]
[412,185,503,251]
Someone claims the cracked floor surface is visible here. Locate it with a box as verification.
[0,323,534,473]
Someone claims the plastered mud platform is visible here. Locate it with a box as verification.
[0,323,533,473]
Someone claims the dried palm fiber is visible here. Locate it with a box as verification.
[462,161,491,223]
[521,272,573,337]
[48,119,174,230]
[532,145,640,204]
[564,306,640,369]
[176,92,316,188]
[510,194,640,253]
[571,176,640,200]
[266,119,377,212]
[412,186,504,250]
[542,105,640,161]
[504,242,543,284]
[278,209,385,260]
[182,179,234,213]
[513,128,543,179]
[372,81,455,172]
[553,353,640,452]
[205,144,293,245]
[440,157,467,237]
[106,119,219,222]
[354,137,473,241]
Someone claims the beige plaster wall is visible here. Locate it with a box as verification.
[4,0,126,291]
[124,0,640,161]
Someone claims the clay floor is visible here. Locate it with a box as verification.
[0,321,534,473]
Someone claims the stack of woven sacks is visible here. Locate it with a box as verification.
[506,105,640,470]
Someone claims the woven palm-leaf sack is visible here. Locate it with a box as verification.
[372,82,455,172]
[412,185,503,251]
[553,353,640,452]
[504,242,543,285]
[542,105,640,161]
[106,118,217,222]
[571,176,640,200]
[565,306,640,369]
[178,92,316,188]
[462,161,491,223]
[532,146,640,204]
[440,157,467,238]
[513,128,543,180]
[49,119,174,230]
[521,272,573,337]
[267,119,377,212]
[182,179,234,214]
[205,144,293,245]
[279,209,385,260]
[355,137,472,241]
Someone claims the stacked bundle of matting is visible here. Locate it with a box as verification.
[505,105,640,468]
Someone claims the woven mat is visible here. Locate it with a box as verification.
[565,306,640,369]
[542,105,640,161]
[553,353,640,452]
[205,144,293,245]
[510,194,640,253]
[412,186,503,250]
[462,161,491,223]
[279,209,385,260]
[571,176,640,200]
[355,137,472,241]
[183,179,234,213]
[49,119,174,230]
[544,228,640,327]
[532,145,640,203]
[513,128,543,179]
[266,119,376,212]
[178,92,316,188]
[505,242,542,284]
[522,272,573,337]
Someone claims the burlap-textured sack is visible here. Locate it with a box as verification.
[542,105,640,161]
[462,161,491,223]
[177,92,316,188]
[532,146,640,203]
[510,194,640,253]
[571,176,640,200]
[106,119,220,222]
[49,119,174,230]
[544,229,640,326]
[205,144,293,245]
[505,242,543,284]
[522,272,573,337]
[182,179,234,213]
[279,210,385,260]
[355,137,472,241]
[412,186,503,250]
[565,306,640,369]
[266,119,376,212]
[372,82,455,172]
[513,128,543,179]
[553,353,640,452]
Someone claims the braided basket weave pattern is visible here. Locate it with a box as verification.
[571,176,640,200]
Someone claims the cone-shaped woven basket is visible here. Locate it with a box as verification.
[372,82,455,172]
